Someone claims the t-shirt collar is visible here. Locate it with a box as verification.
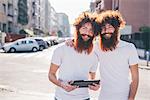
[117,39,128,48]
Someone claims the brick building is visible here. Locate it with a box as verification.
[90,0,150,33]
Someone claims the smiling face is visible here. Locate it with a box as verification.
[73,12,96,54]
[100,23,119,51]
[79,22,94,41]
[101,23,115,39]
[95,10,126,51]
[74,22,94,54]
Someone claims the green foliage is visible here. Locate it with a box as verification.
[139,26,150,33]
[17,0,28,25]
[57,30,63,37]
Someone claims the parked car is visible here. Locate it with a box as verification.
[2,38,39,53]
[34,38,48,51]
[27,37,48,51]
[43,36,58,46]
[56,37,65,44]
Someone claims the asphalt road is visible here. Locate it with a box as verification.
[0,45,150,100]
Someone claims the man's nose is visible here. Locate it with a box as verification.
[85,30,93,34]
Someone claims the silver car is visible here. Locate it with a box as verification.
[2,38,39,53]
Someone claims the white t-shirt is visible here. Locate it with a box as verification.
[94,40,139,100]
[51,43,99,100]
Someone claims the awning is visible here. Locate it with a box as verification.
[24,29,34,36]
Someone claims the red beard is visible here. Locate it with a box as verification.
[74,34,94,54]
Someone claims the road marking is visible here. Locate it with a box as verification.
[19,90,53,96]
[23,53,38,58]
[35,53,44,58]
[0,47,55,59]
[12,53,27,58]
[32,69,48,73]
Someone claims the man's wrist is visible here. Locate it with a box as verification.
[128,97,134,100]
[58,79,64,89]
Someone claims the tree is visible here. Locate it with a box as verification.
[57,30,63,37]
[17,0,28,25]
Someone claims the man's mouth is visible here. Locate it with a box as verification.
[101,33,113,35]
[81,34,91,37]
[101,33,113,39]
[81,34,92,38]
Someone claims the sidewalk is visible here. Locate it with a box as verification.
[139,59,150,70]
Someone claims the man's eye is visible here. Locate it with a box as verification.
[82,27,86,30]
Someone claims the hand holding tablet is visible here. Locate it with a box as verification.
[69,80,100,88]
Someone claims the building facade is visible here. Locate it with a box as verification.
[90,0,150,33]
[0,0,19,33]
[0,0,7,33]
[0,0,69,37]
[57,13,70,37]
[28,0,44,35]
[49,7,58,36]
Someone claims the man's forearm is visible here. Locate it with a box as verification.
[128,64,139,99]
[89,72,96,80]
[128,75,139,99]
[48,73,62,87]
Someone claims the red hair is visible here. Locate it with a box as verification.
[73,12,95,54]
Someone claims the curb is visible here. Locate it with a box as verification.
[139,59,150,70]
[139,65,150,70]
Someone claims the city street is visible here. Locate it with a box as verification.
[0,45,150,100]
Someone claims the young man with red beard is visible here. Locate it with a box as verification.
[90,10,139,100]
[48,12,99,100]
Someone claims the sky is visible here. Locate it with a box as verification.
[49,0,92,24]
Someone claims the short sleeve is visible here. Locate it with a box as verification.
[128,44,139,66]
[51,47,63,66]
[89,52,99,72]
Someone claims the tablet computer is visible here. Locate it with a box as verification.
[69,80,100,88]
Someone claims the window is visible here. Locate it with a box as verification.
[21,41,26,44]
[3,4,6,13]
[35,39,42,41]
[32,1,35,7]
[29,41,33,44]
[112,0,119,10]
[8,3,13,17]
[8,21,13,33]
[2,24,6,32]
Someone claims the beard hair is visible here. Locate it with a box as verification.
[100,31,119,51]
[74,34,94,54]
